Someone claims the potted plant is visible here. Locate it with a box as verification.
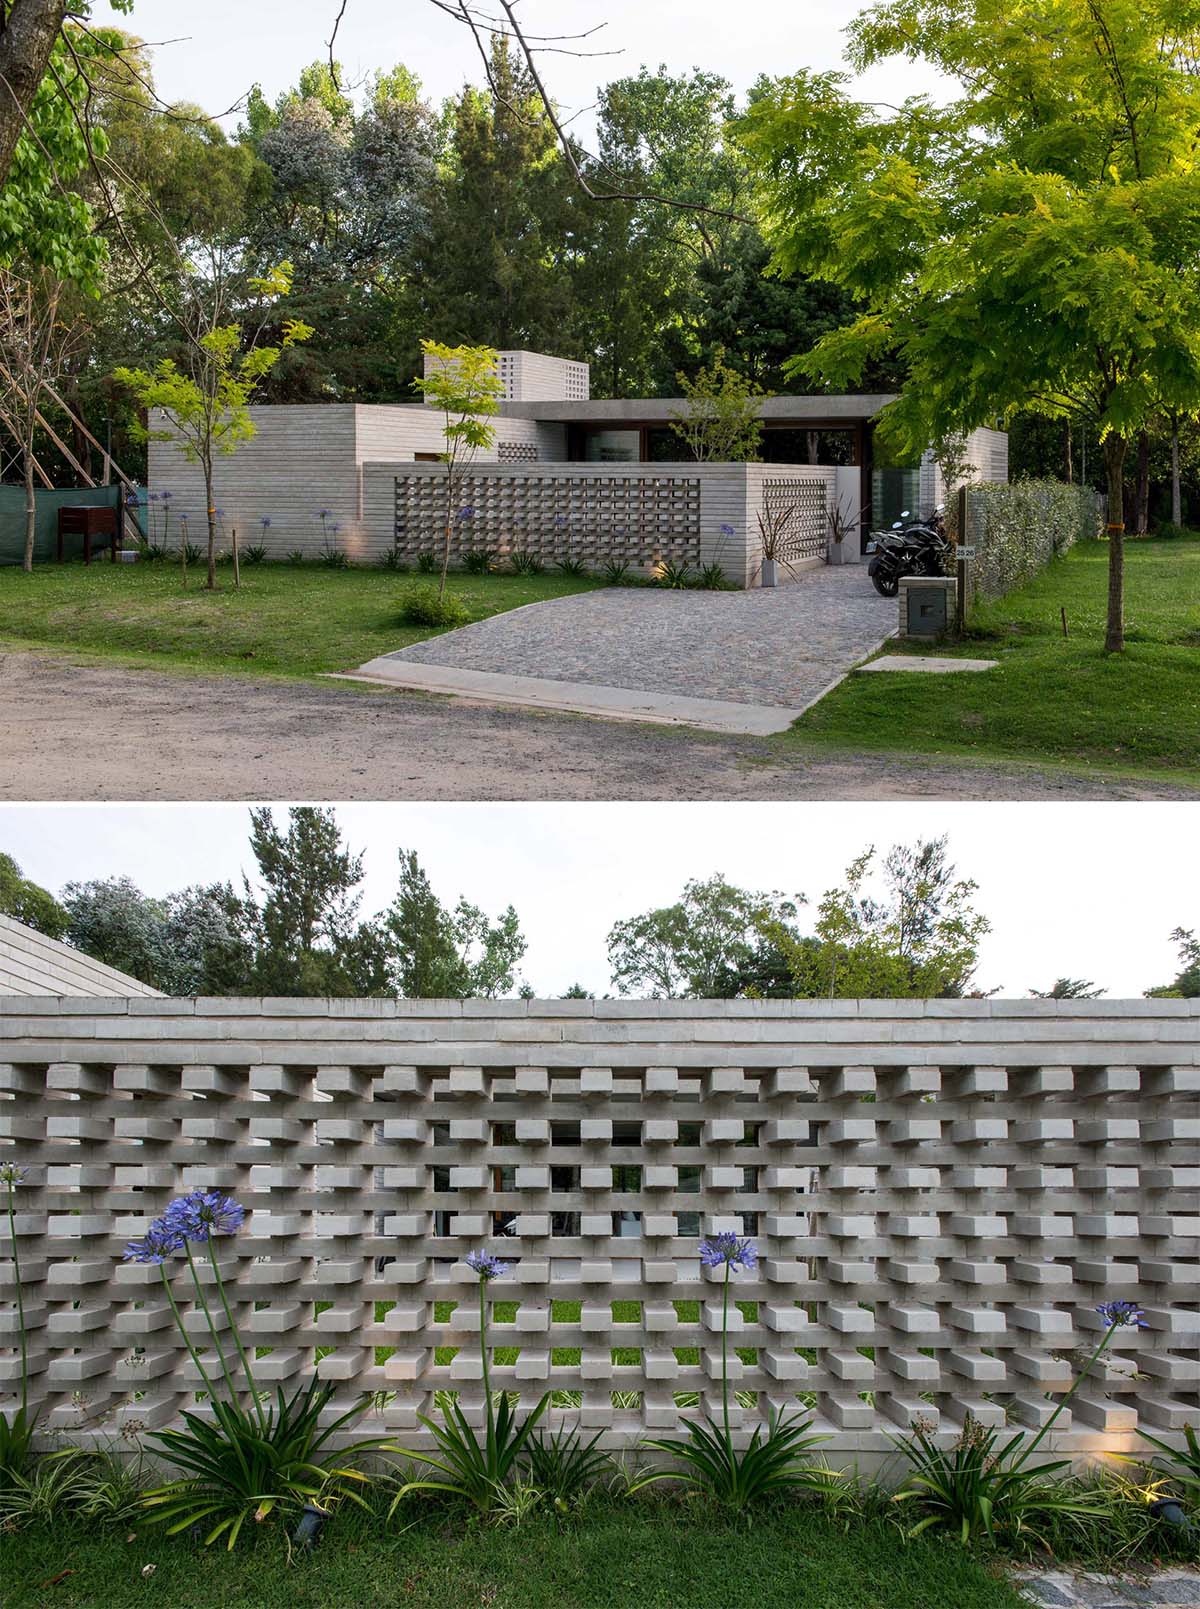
[826,498,866,565]
[756,504,795,588]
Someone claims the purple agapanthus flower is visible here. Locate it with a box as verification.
[457,506,475,521]
[465,1249,509,1281]
[122,1220,184,1264]
[162,1190,246,1243]
[317,508,332,519]
[260,516,271,529]
[1096,1299,1149,1329]
[160,490,173,502]
[719,523,735,537]
[0,1161,28,1185]
[699,1232,757,1272]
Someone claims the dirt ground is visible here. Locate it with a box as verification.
[3,650,1195,802]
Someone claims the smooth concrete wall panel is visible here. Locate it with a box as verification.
[0,916,161,997]
[1,998,1195,1466]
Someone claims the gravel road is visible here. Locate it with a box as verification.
[3,650,1193,802]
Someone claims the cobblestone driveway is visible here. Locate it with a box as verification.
[1015,1570,1200,1607]
[385,565,894,711]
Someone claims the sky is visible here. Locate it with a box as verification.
[1,802,1194,998]
[116,0,949,135]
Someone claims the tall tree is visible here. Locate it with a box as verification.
[385,849,526,998]
[0,265,75,568]
[415,36,579,352]
[240,61,439,400]
[741,0,1200,651]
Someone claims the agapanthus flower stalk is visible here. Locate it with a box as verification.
[699,1234,758,1445]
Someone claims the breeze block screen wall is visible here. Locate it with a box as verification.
[1,998,1196,1468]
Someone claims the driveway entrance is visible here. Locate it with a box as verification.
[351,566,895,735]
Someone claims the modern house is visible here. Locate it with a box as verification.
[147,352,1008,588]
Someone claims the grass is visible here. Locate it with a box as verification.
[0,559,602,680]
[0,1502,1027,1609]
[782,536,1200,781]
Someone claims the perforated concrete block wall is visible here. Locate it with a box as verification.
[1,999,1195,1464]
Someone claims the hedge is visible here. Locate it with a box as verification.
[956,478,1100,605]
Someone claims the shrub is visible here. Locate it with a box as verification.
[390,1251,548,1516]
[892,1299,1149,1550]
[653,559,692,589]
[138,542,167,562]
[602,559,631,586]
[1154,520,1191,540]
[524,1423,609,1512]
[633,1235,824,1511]
[380,547,410,571]
[319,546,350,569]
[697,561,728,590]
[285,549,306,566]
[555,557,588,578]
[241,543,267,565]
[398,584,472,628]
[123,1191,389,1549]
[510,550,545,575]
[416,551,438,574]
[463,549,497,575]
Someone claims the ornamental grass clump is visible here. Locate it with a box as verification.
[390,1249,549,1516]
[122,1190,390,1549]
[634,1234,824,1511]
[892,1298,1149,1549]
[0,1162,35,1486]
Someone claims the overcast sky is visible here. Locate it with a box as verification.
[117,0,948,134]
[1,802,1194,998]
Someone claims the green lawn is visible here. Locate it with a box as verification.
[0,559,601,679]
[784,536,1200,781]
[0,1505,1025,1609]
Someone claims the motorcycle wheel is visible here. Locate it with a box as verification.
[871,567,900,598]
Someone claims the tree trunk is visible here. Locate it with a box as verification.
[22,449,35,572]
[806,430,819,466]
[1103,433,1127,655]
[1065,421,1073,484]
[1171,418,1182,527]
[1134,429,1150,535]
[203,457,217,590]
[0,0,67,187]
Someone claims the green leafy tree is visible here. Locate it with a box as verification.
[415,37,579,354]
[113,262,312,589]
[1145,929,1200,999]
[607,874,802,999]
[740,0,1200,651]
[61,875,168,983]
[766,839,989,999]
[385,850,526,998]
[412,338,503,596]
[669,351,763,462]
[0,265,75,570]
[0,8,132,286]
[0,851,68,938]
[239,61,439,403]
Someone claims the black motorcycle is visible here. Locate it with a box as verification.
[865,507,952,598]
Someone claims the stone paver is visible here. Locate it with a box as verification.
[1013,1572,1200,1608]
[857,653,999,673]
[379,565,894,711]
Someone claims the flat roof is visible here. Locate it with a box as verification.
[499,394,898,424]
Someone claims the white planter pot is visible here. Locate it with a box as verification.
[760,557,777,588]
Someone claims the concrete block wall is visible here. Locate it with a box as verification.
[1,998,1196,1467]
[918,427,1010,515]
[364,462,837,586]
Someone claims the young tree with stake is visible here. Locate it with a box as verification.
[413,340,503,597]
[114,262,312,590]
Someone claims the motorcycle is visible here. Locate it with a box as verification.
[864,506,952,598]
